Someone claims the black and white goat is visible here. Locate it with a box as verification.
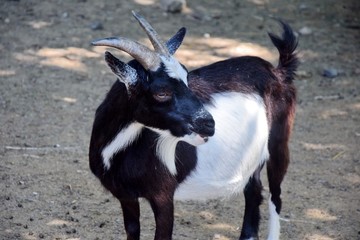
[89,11,298,240]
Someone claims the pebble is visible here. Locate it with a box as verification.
[322,68,338,78]
[167,1,183,13]
[192,7,212,21]
[297,70,312,79]
[161,0,186,13]
[298,26,312,35]
[299,3,308,11]
[90,22,103,31]
[203,33,211,38]
[213,234,222,239]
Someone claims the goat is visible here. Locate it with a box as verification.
[89,11,298,240]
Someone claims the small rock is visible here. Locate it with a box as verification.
[322,68,338,78]
[298,3,308,11]
[203,33,210,38]
[161,0,186,13]
[90,22,103,31]
[192,6,212,21]
[4,18,10,24]
[62,12,69,18]
[167,1,183,13]
[39,233,45,239]
[297,70,312,79]
[298,26,312,35]
[213,234,222,239]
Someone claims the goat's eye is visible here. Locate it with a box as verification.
[153,91,172,102]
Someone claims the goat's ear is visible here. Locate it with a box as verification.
[105,51,138,89]
[166,27,186,55]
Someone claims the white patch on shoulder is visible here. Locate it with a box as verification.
[267,197,280,240]
[101,122,143,170]
[160,55,188,86]
[175,92,270,200]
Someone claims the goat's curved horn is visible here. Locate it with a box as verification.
[132,11,170,57]
[91,37,161,71]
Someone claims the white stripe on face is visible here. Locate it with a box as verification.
[101,122,143,170]
[160,55,188,86]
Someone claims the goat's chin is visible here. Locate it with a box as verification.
[181,133,209,146]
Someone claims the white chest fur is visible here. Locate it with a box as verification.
[175,92,269,200]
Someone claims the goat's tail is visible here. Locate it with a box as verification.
[268,21,299,84]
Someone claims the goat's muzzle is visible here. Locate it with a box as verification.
[190,113,215,141]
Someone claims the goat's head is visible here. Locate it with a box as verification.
[92,11,214,146]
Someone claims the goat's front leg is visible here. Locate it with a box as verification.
[149,195,174,240]
[239,166,263,240]
[120,199,140,240]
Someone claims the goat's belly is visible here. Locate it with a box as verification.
[174,92,269,200]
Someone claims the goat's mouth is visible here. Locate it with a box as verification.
[198,134,209,142]
[181,132,210,146]
[189,125,214,141]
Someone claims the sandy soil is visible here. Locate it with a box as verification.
[1,0,359,239]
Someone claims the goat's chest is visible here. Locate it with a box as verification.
[175,93,269,200]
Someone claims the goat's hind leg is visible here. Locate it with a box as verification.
[239,165,264,240]
[120,198,141,240]
[266,137,290,240]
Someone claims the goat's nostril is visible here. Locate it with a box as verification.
[205,119,215,129]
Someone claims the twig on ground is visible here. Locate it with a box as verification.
[280,217,317,225]
[314,95,341,100]
[4,145,80,151]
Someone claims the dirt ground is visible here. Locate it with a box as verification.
[1,0,359,239]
